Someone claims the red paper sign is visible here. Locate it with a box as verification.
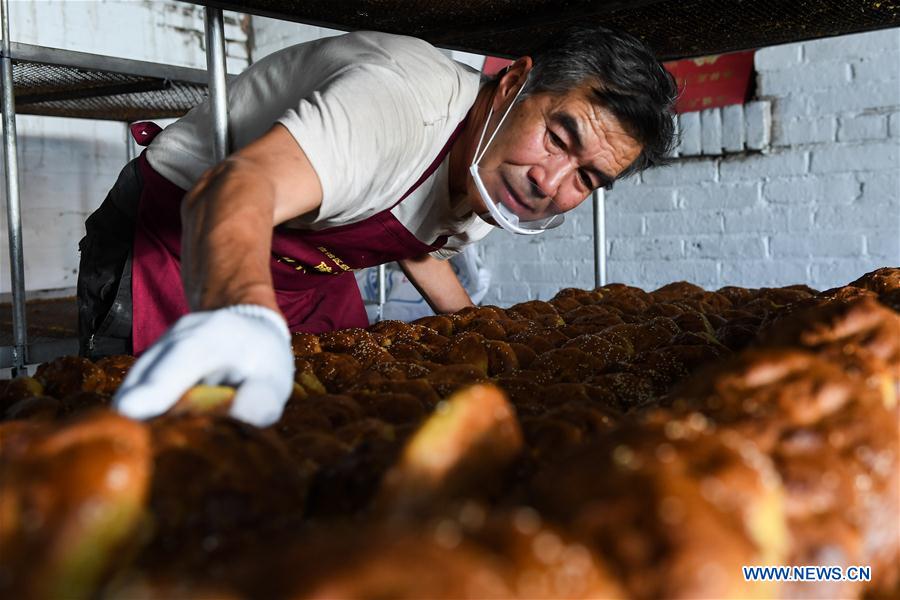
[663,50,756,113]
[482,56,513,76]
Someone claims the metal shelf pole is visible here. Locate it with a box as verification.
[592,188,607,288]
[1,0,27,374]
[376,264,387,321]
[204,7,228,162]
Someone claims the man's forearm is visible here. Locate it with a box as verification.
[398,254,474,314]
[181,158,279,312]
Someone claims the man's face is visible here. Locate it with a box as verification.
[469,82,643,222]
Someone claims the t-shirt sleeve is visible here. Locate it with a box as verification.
[277,64,429,224]
[429,220,494,260]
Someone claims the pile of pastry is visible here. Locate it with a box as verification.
[1,268,898,599]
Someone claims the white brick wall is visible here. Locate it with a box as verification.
[0,0,249,295]
[480,28,900,304]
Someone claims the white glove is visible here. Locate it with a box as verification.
[113,304,295,427]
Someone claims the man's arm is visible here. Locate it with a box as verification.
[114,124,320,427]
[180,123,322,313]
[398,254,474,314]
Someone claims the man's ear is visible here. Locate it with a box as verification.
[494,56,533,107]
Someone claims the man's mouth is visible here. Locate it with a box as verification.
[500,177,532,216]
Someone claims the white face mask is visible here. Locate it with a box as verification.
[469,74,565,235]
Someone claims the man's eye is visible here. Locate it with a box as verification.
[549,130,564,148]
[579,170,593,189]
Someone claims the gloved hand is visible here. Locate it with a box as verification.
[113,304,295,427]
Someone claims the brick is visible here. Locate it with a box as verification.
[541,237,597,261]
[763,174,860,205]
[721,104,745,153]
[758,62,850,97]
[608,237,683,260]
[806,82,900,115]
[852,52,900,82]
[770,233,863,258]
[572,261,603,287]
[721,210,775,235]
[515,261,578,283]
[804,29,900,62]
[723,208,791,234]
[645,211,723,235]
[859,171,900,207]
[814,205,895,232]
[745,101,772,150]
[754,43,802,70]
[684,235,766,259]
[607,187,677,213]
[720,260,810,288]
[811,142,900,174]
[604,212,644,237]
[865,233,900,261]
[606,260,645,286]
[786,206,814,232]
[641,159,717,186]
[677,111,702,156]
[810,259,886,290]
[837,115,889,142]
[890,113,900,138]
[775,117,837,146]
[772,95,811,122]
[678,182,760,210]
[720,151,808,182]
[700,108,723,156]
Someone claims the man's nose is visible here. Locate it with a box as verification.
[528,155,573,199]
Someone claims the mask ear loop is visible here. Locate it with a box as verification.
[472,74,529,166]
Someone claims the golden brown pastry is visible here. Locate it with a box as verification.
[60,390,111,416]
[846,267,900,295]
[409,315,455,337]
[349,378,441,409]
[290,332,322,357]
[650,280,707,302]
[3,395,62,421]
[34,355,107,399]
[586,371,659,412]
[377,384,522,516]
[144,414,309,568]
[506,300,559,321]
[460,318,508,341]
[759,295,900,381]
[94,354,137,394]
[485,339,520,376]
[665,346,899,592]
[350,391,426,426]
[528,348,607,384]
[716,285,758,307]
[426,363,489,397]
[304,352,363,393]
[0,376,44,413]
[0,411,151,599]
[528,417,787,599]
[433,331,490,374]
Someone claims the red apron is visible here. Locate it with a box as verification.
[130,120,465,355]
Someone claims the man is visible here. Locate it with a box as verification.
[78,25,676,426]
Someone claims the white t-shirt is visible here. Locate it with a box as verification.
[146,31,494,259]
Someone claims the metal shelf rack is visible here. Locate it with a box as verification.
[0,9,223,373]
[4,0,899,373]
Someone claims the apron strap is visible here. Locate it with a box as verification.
[390,116,468,209]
